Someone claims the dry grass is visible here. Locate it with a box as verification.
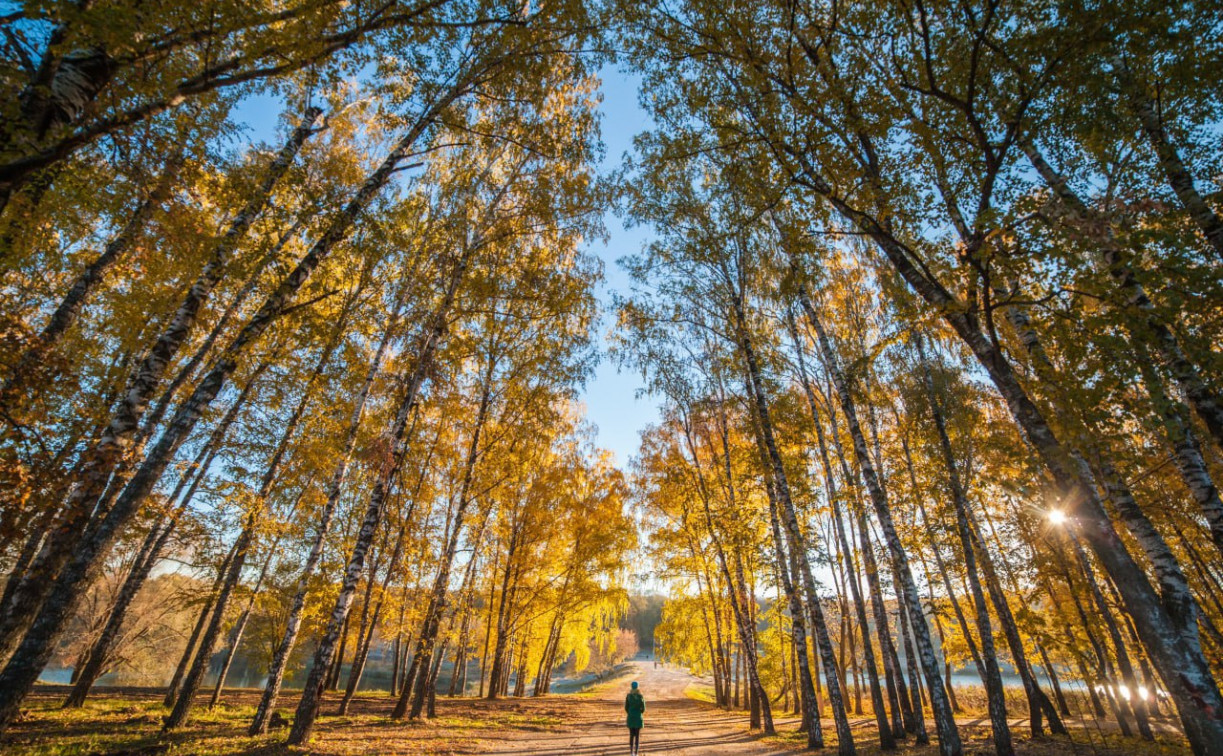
[687,681,1190,756]
[0,685,566,756]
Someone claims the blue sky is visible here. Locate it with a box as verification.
[234,65,660,469]
[581,65,660,468]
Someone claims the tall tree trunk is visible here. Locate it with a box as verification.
[402,637,423,707]
[166,304,346,730]
[207,552,272,709]
[429,512,490,705]
[831,496,891,746]
[998,273,1211,659]
[1132,341,1223,556]
[1048,545,1136,734]
[1112,55,1223,262]
[679,401,775,736]
[391,629,403,697]
[1040,557,1122,724]
[916,498,985,679]
[722,277,848,751]
[790,190,1223,752]
[961,489,1065,734]
[334,534,383,695]
[1066,535,1154,740]
[918,554,960,714]
[734,401,791,735]
[427,638,450,714]
[855,367,912,737]
[733,644,740,708]
[335,562,378,700]
[1037,643,1072,716]
[163,512,258,730]
[533,614,562,697]
[0,150,183,415]
[0,506,56,625]
[0,94,456,730]
[62,528,166,704]
[248,286,404,733]
[0,111,317,650]
[858,409,917,738]
[339,521,409,715]
[762,451,821,747]
[798,286,959,755]
[692,548,730,708]
[62,376,256,707]
[454,597,477,697]
[977,500,1073,724]
[855,510,908,742]
[326,609,352,692]
[139,221,300,444]
[1109,578,1167,716]
[486,528,521,701]
[915,337,1013,755]
[993,274,1209,733]
[967,505,1064,733]
[511,632,529,698]
[456,637,471,697]
[892,555,929,729]
[290,257,464,744]
[208,484,308,710]
[1022,140,1223,459]
[164,542,239,708]
[790,309,887,741]
[478,550,498,699]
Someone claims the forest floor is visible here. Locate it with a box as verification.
[0,661,1192,756]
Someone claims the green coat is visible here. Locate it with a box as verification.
[625,690,645,728]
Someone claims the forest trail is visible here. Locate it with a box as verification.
[474,660,801,755]
[472,660,1185,755]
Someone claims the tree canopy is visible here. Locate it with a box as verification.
[2,0,1223,753]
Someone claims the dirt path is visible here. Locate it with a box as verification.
[469,660,1186,756]
[472,660,799,755]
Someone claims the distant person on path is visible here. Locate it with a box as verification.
[625,680,645,755]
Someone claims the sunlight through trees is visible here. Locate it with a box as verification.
[2,0,1222,754]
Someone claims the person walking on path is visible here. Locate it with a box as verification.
[625,680,645,755]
